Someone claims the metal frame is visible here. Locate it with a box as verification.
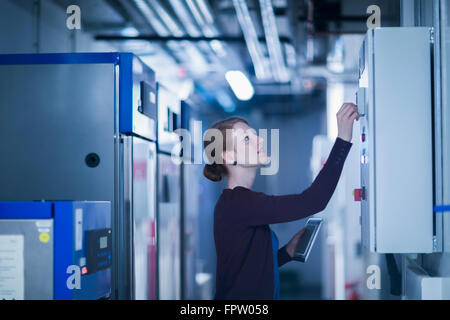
[118,135,134,299]
[0,52,120,65]
[432,0,444,252]
[440,0,450,251]
[113,63,121,299]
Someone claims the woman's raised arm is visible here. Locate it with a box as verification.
[238,137,353,226]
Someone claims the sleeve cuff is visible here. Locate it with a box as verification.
[336,137,353,148]
[330,137,352,165]
[278,245,292,267]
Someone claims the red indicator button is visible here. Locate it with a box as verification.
[361,133,366,142]
[81,266,88,275]
[353,189,363,202]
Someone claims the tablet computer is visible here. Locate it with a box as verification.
[292,218,323,263]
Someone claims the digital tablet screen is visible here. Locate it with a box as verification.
[293,218,323,263]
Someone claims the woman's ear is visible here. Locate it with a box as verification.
[221,149,235,165]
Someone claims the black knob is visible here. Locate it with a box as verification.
[85,153,100,168]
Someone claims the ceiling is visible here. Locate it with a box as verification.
[53,0,401,114]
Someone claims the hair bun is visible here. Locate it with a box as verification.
[203,163,223,182]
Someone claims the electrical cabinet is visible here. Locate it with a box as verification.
[0,201,111,300]
[0,53,158,299]
[356,28,434,253]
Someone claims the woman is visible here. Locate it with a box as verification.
[203,103,359,300]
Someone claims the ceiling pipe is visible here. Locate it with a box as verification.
[146,0,184,36]
[186,0,209,32]
[105,0,155,34]
[132,0,209,70]
[258,0,290,82]
[232,0,271,80]
[95,35,293,43]
[168,0,226,63]
[146,0,219,68]
[132,0,170,36]
[185,0,227,57]
[195,0,215,26]
[167,0,201,37]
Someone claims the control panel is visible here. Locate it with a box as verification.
[85,228,112,274]
[356,28,434,253]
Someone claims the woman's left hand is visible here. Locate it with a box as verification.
[286,228,306,258]
[337,103,359,142]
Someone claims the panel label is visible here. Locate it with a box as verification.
[0,235,25,300]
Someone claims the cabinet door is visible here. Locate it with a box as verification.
[157,153,181,300]
[132,138,157,300]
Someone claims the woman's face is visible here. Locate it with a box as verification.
[227,122,270,167]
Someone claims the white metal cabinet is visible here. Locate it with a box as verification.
[357,28,433,253]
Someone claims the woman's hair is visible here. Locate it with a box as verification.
[203,117,249,182]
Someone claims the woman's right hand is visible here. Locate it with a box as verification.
[337,103,359,142]
[286,228,306,258]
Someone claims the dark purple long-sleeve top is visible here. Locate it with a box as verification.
[213,137,352,300]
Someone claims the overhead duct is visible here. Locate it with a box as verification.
[259,0,290,82]
[170,0,227,59]
[232,0,271,80]
[132,0,209,75]
[185,0,227,57]
[147,0,184,36]
[167,0,201,37]
[133,0,170,36]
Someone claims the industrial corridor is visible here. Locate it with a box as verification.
[0,0,449,305]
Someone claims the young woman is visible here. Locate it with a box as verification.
[203,103,359,300]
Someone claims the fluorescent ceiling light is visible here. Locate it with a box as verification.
[120,26,140,37]
[232,0,271,80]
[225,70,255,101]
